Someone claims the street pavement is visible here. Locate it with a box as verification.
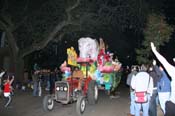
[0,84,163,116]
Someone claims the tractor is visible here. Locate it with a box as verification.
[43,59,98,115]
[43,37,121,115]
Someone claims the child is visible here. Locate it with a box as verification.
[3,75,14,107]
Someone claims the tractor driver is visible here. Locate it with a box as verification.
[72,67,84,90]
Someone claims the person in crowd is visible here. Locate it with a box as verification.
[0,69,5,95]
[157,66,171,114]
[148,60,162,116]
[72,67,84,90]
[124,66,130,85]
[3,74,14,107]
[45,69,51,91]
[127,66,138,116]
[54,67,62,81]
[32,70,39,96]
[49,68,57,94]
[32,63,41,96]
[131,66,153,116]
[38,71,42,96]
[33,63,40,71]
[150,42,175,116]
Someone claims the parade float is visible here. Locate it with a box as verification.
[61,37,122,92]
[43,37,121,116]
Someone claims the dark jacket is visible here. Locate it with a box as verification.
[149,65,162,87]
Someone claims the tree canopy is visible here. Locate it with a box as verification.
[0,0,173,73]
[136,13,173,64]
[0,0,150,66]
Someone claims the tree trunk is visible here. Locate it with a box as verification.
[0,22,24,82]
[14,56,24,82]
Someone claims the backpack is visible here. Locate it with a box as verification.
[135,76,150,103]
[135,91,148,103]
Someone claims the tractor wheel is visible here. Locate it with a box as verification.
[43,95,54,112]
[76,96,86,116]
[87,80,98,105]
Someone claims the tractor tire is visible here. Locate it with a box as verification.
[76,96,86,116]
[43,95,54,112]
[87,80,98,105]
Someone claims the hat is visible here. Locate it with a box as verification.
[140,64,147,71]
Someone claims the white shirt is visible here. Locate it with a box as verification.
[0,71,5,78]
[131,71,153,96]
[152,47,175,103]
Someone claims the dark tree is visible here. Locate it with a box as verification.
[0,0,150,80]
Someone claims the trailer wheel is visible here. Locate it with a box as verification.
[76,96,86,116]
[87,80,98,105]
[43,95,54,111]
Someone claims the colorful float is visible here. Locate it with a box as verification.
[60,37,122,93]
[43,37,122,116]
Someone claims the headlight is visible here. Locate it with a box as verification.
[64,87,68,91]
[56,87,60,91]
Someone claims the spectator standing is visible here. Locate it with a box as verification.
[157,66,171,114]
[127,66,138,116]
[33,63,40,71]
[151,42,175,116]
[32,71,39,96]
[54,67,61,81]
[131,68,153,116]
[49,69,57,94]
[148,60,162,116]
[45,69,51,91]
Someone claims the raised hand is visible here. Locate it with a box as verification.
[150,42,156,52]
[153,59,156,65]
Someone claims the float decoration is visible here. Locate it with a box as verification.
[60,37,122,93]
[67,47,78,66]
[60,61,71,79]
[78,37,99,61]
